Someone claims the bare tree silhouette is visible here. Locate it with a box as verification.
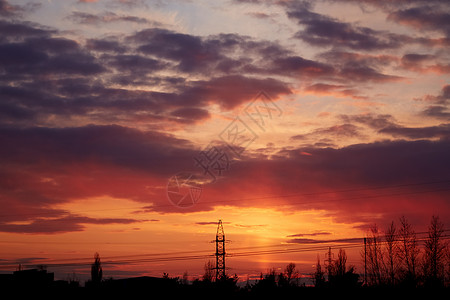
[398,216,420,286]
[91,252,103,285]
[313,255,325,288]
[67,271,80,288]
[385,221,398,286]
[329,249,359,287]
[366,224,384,286]
[446,243,450,286]
[182,271,189,285]
[203,260,214,282]
[335,249,347,277]
[423,215,447,287]
[284,263,298,286]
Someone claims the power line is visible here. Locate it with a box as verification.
[1,225,449,271]
[1,229,449,265]
[2,233,449,270]
[2,229,446,266]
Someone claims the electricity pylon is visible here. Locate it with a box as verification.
[215,219,226,281]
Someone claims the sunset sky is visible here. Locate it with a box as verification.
[0,0,449,282]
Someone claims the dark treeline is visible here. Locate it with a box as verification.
[1,215,449,297]
[362,215,449,288]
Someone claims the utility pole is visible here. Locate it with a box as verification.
[215,219,226,281]
[327,247,332,277]
[324,246,333,280]
[364,237,367,286]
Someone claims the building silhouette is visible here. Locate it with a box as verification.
[0,268,54,289]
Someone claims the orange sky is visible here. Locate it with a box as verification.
[0,0,449,282]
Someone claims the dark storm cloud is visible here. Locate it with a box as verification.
[339,113,397,130]
[132,29,272,75]
[102,53,169,75]
[128,27,330,79]
[398,53,450,74]
[402,53,433,63]
[0,19,296,127]
[86,38,127,53]
[304,83,365,99]
[387,5,450,37]
[209,138,450,227]
[379,124,450,139]
[400,53,434,70]
[339,64,401,82]
[0,214,144,234]
[0,101,35,122]
[179,75,291,110]
[0,124,195,174]
[325,0,450,39]
[0,23,105,78]
[170,107,211,123]
[0,124,199,233]
[131,28,224,73]
[1,124,449,231]
[0,0,17,17]
[339,113,450,139]
[305,83,343,93]
[236,0,450,46]
[419,85,450,121]
[2,16,404,129]
[425,85,450,105]
[422,106,450,120]
[0,0,40,18]
[319,50,393,68]
[246,11,272,19]
[0,74,289,127]
[0,20,53,46]
[318,51,401,83]
[268,56,335,77]
[286,3,406,51]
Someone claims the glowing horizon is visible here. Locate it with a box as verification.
[0,0,449,283]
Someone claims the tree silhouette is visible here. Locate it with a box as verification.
[67,271,80,288]
[423,215,446,287]
[284,263,298,286]
[329,249,359,288]
[446,243,450,286]
[182,271,189,285]
[313,255,325,288]
[398,216,420,286]
[91,252,103,285]
[385,221,398,286]
[334,249,347,277]
[253,268,277,291]
[203,260,214,282]
[366,224,384,286]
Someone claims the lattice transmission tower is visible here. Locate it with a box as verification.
[215,219,226,280]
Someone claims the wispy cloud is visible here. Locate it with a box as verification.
[286,237,364,244]
[67,11,162,26]
[287,231,332,237]
[0,214,146,234]
[286,2,408,51]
